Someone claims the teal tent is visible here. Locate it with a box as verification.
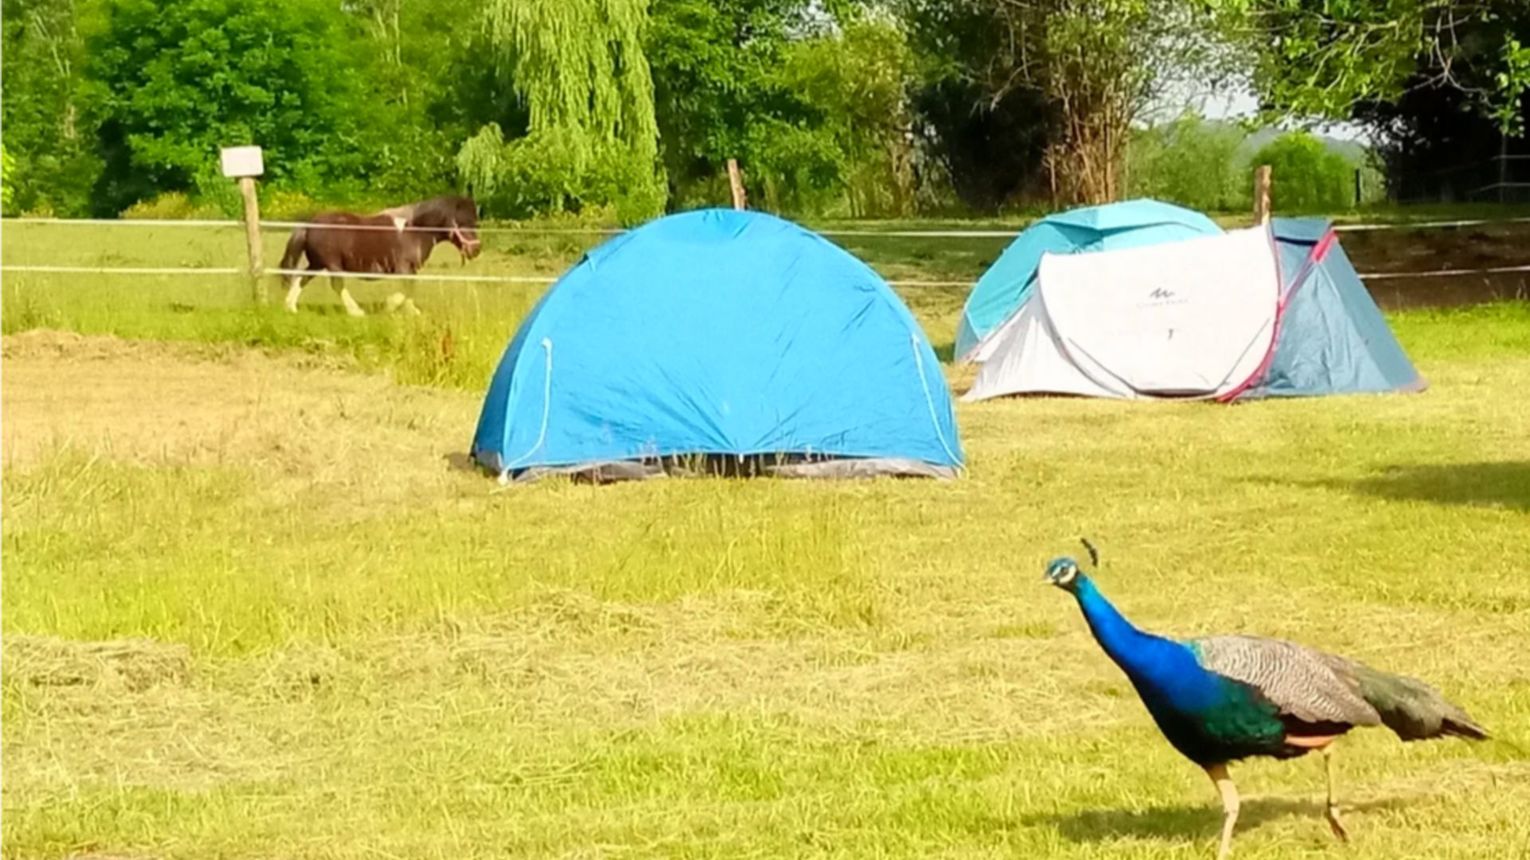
[956,199,1221,360]
[1236,218,1425,399]
[960,216,1425,402]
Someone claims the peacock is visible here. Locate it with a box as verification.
[1044,539,1488,860]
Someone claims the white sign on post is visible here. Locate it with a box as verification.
[220,146,264,178]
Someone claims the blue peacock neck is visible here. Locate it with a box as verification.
[1069,574,1222,710]
[1072,574,1153,657]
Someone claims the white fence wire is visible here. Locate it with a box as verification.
[2,264,244,276]
[2,215,1529,288]
[4,216,619,235]
[0,263,977,289]
[8,213,1530,237]
[4,263,1526,287]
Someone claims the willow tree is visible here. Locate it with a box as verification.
[458,0,664,220]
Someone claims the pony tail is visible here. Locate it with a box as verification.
[278,226,308,271]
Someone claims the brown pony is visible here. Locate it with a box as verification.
[277,195,482,316]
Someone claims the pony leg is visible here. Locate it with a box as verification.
[284,276,303,312]
[384,292,421,315]
[386,260,423,315]
[331,276,366,317]
[284,269,321,313]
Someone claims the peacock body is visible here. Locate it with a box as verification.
[1046,549,1487,859]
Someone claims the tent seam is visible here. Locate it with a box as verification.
[910,332,963,468]
[501,337,554,477]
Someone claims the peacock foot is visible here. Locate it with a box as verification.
[1325,805,1350,842]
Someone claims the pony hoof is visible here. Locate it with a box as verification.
[385,293,422,316]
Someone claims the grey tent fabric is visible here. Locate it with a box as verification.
[505,455,959,484]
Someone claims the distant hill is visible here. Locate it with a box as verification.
[1136,117,1376,166]
[1238,127,1373,166]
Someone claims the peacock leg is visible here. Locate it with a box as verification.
[1206,763,1240,860]
[1322,746,1350,842]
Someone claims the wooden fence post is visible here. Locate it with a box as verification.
[1498,135,1509,204]
[726,158,747,210]
[1253,164,1272,224]
[221,145,266,305]
[239,176,265,304]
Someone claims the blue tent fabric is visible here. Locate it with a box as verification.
[955,199,1222,359]
[472,208,964,481]
[1243,218,1425,399]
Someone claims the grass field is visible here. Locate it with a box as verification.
[3,220,1530,859]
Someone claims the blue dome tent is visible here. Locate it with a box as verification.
[471,209,964,482]
[956,199,1222,361]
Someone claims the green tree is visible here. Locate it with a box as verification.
[1250,132,1353,213]
[647,1,919,215]
[900,0,1055,210]
[342,0,481,201]
[772,16,919,216]
[455,123,665,222]
[484,0,657,151]
[87,0,380,214]
[648,0,790,201]
[459,0,665,220]
[1126,114,1248,211]
[2,142,16,213]
[900,0,1235,205]
[1,0,101,215]
[1233,0,1530,137]
[1229,1,1527,201]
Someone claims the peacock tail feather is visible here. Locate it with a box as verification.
[1324,655,1490,741]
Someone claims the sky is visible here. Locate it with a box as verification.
[1170,82,1373,143]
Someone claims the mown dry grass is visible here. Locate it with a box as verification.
[3,290,1529,859]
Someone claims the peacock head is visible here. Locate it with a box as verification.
[1044,557,1083,590]
[1044,538,1099,592]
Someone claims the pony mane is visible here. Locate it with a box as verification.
[410,195,478,228]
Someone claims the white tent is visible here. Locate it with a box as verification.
[963,226,1282,402]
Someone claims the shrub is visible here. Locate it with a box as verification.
[192,169,246,219]
[1126,115,1249,212]
[261,189,325,221]
[120,192,226,220]
[1249,132,1355,213]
